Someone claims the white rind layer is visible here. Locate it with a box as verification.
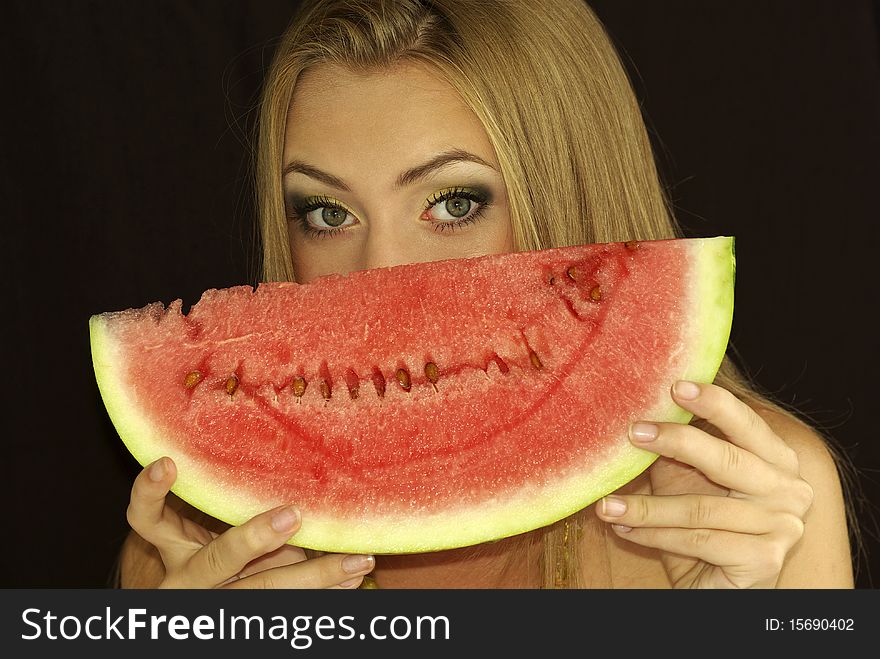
[90,237,734,554]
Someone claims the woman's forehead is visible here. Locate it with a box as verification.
[283,61,499,176]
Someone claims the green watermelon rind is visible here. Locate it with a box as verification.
[90,236,734,554]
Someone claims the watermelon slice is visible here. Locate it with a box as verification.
[90,236,734,554]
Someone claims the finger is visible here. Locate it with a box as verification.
[228,575,364,589]
[608,525,788,588]
[647,454,729,498]
[177,517,214,546]
[328,577,368,589]
[629,420,784,496]
[238,544,309,579]
[126,457,182,545]
[180,505,303,588]
[596,493,790,535]
[670,381,797,470]
[224,553,375,590]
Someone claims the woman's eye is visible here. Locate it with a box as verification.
[303,205,356,230]
[287,196,358,238]
[429,196,475,221]
[289,187,491,239]
[424,188,491,230]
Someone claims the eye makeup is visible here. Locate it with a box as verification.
[285,185,494,239]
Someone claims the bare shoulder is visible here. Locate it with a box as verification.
[751,404,840,480]
[119,528,164,588]
[750,403,855,587]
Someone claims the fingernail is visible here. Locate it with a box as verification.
[148,458,166,482]
[339,577,363,588]
[342,554,375,574]
[601,496,627,517]
[270,506,301,533]
[612,524,632,533]
[630,422,658,443]
[674,380,700,400]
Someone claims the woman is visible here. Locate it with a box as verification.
[119,0,855,588]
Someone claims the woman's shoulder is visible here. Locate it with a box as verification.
[750,404,841,486]
[118,528,163,588]
[749,402,854,587]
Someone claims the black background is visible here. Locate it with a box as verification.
[3,1,878,588]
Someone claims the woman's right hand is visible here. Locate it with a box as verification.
[126,456,375,589]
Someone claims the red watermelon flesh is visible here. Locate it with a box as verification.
[90,237,734,553]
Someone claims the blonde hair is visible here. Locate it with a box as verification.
[146,0,862,588]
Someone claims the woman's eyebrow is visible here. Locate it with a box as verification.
[282,148,497,192]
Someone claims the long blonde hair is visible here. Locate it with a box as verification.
[249,0,863,587]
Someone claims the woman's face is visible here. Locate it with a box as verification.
[282,62,513,283]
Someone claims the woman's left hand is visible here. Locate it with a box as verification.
[595,380,814,589]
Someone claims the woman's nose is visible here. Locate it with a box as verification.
[360,222,419,271]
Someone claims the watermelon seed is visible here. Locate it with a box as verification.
[183,371,202,388]
[291,376,307,398]
[425,362,440,384]
[491,354,510,374]
[590,286,602,301]
[549,275,556,285]
[396,368,412,392]
[372,367,386,398]
[624,240,639,250]
[225,375,239,396]
[566,266,579,281]
[320,380,332,401]
[344,368,360,400]
[529,351,543,370]
[518,329,544,371]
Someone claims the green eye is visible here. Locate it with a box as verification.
[322,207,348,227]
[287,195,356,238]
[425,187,492,231]
[286,186,493,239]
[443,197,471,218]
